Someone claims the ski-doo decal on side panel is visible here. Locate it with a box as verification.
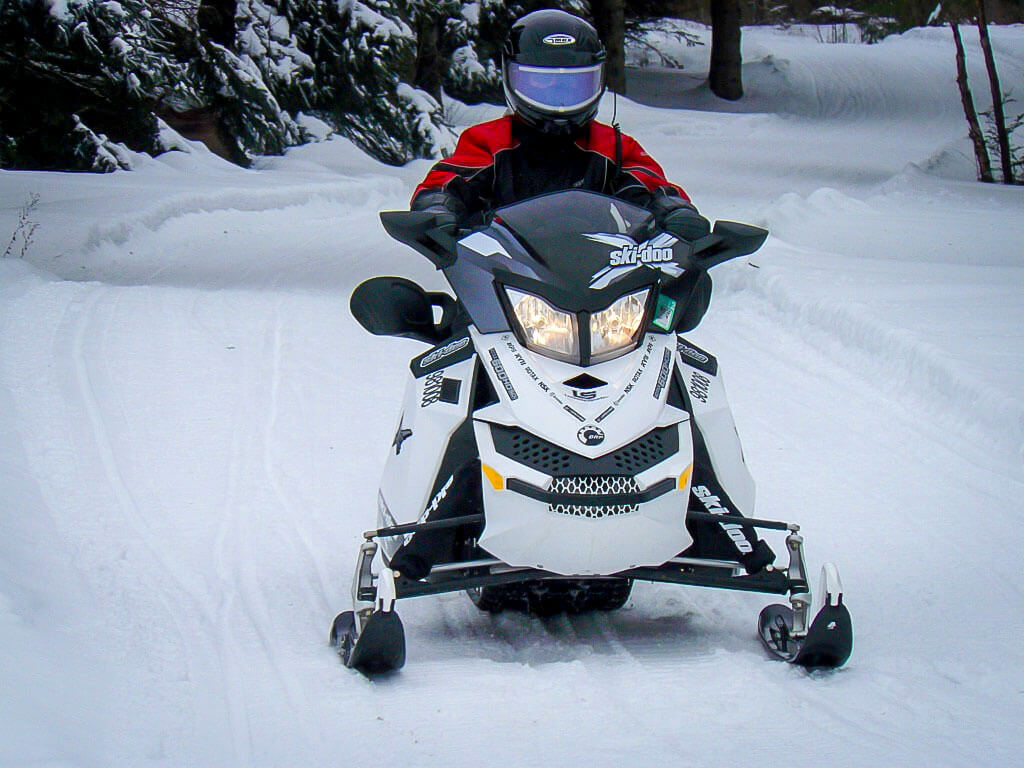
[411,337,474,378]
[692,484,754,554]
[676,337,718,377]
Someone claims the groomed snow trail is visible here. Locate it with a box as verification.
[2,25,1023,768]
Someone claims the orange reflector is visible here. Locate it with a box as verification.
[482,464,504,491]
[678,464,693,490]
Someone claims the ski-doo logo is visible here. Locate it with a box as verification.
[577,425,605,446]
[418,475,454,524]
[692,485,753,554]
[543,34,576,45]
[419,337,469,368]
[584,233,678,269]
[608,242,675,266]
[678,342,709,365]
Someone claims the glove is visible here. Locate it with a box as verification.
[411,189,467,236]
[661,204,711,243]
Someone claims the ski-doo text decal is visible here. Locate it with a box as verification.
[417,474,454,525]
[488,348,519,401]
[586,233,683,289]
[420,338,469,368]
[692,485,753,554]
[412,337,473,378]
[612,338,655,408]
[653,349,672,399]
[676,338,718,376]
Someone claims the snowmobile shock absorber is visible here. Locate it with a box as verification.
[785,532,812,638]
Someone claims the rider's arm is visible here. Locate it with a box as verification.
[609,133,711,242]
[411,117,514,220]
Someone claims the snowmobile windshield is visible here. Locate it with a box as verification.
[443,191,684,366]
[507,63,603,112]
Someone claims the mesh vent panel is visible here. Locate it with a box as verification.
[549,475,640,519]
[611,430,672,474]
[490,424,677,477]
[494,428,574,474]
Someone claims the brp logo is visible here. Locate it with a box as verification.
[577,425,605,446]
[543,34,576,45]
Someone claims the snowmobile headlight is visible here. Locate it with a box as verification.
[589,289,650,363]
[505,287,580,362]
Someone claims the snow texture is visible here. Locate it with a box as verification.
[1,22,1023,768]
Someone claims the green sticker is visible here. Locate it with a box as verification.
[653,294,677,331]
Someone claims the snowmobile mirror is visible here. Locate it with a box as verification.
[350,277,456,344]
[655,222,767,332]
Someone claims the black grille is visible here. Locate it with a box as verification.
[490,424,678,476]
[610,429,674,474]
[492,427,574,474]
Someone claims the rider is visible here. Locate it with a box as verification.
[412,10,713,332]
[394,10,775,578]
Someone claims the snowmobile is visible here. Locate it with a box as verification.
[331,190,852,674]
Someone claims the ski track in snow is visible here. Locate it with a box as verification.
[2,23,1024,768]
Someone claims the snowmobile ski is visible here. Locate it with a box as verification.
[758,563,852,668]
[330,609,406,674]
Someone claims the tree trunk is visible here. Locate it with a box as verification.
[591,0,626,94]
[975,0,1015,183]
[197,0,237,50]
[413,14,443,102]
[709,0,743,100]
[952,23,994,182]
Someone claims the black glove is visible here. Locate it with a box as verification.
[661,204,711,243]
[647,189,711,242]
[411,189,468,236]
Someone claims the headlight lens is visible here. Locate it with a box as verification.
[506,288,579,361]
[590,289,650,362]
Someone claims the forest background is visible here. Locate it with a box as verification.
[1,0,1022,173]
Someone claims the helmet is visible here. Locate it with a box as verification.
[502,10,606,134]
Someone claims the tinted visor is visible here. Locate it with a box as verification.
[508,63,603,112]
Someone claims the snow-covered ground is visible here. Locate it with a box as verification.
[2,23,1023,768]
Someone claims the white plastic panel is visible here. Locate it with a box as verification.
[379,355,475,526]
[676,349,756,515]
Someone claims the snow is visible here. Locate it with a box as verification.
[2,22,1024,768]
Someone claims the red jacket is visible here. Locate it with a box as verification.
[412,115,689,215]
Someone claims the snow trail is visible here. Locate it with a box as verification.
[2,23,1023,768]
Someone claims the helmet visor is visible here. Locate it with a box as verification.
[508,62,603,113]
